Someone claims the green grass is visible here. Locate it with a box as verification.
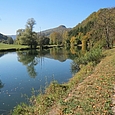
[0,43,29,51]
[0,43,62,52]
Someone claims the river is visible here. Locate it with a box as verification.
[0,48,79,114]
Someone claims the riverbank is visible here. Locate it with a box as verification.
[0,43,29,52]
[48,48,115,115]
[0,43,63,52]
[12,48,115,115]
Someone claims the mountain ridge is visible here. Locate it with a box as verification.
[0,33,8,40]
[38,25,72,36]
[5,25,72,39]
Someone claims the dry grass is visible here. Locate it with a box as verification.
[51,48,115,115]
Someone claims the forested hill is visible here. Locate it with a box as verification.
[38,25,71,37]
[68,7,115,49]
[0,33,14,44]
[0,33,8,40]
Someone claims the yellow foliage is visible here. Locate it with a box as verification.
[82,40,87,51]
[70,36,76,43]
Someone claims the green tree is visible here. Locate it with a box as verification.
[16,29,25,44]
[7,37,14,44]
[16,18,37,48]
[25,18,37,48]
[26,18,36,38]
[37,34,49,49]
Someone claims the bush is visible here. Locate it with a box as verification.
[75,48,103,65]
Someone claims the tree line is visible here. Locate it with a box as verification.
[15,8,115,50]
[68,7,115,49]
[15,18,70,49]
[2,7,115,50]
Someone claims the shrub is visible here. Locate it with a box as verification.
[75,48,103,65]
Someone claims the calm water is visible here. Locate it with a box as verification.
[0,48,78,114]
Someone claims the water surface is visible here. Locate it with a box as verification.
[0,49,77,114]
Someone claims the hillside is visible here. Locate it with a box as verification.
[0,33,8,40]
[38,25,71,37]
[68,8,115,49]
[48,48,115,115]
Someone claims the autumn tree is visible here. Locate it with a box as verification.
[50,32,62,45]
[70,36,76,46]
[98,8,115,48]
[62,30,70,45]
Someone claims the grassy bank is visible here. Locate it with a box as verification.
[0,43,63,52]
[12,48,115,115]
[0,43,29,51]
[54,48,115,115]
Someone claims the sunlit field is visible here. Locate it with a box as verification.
[0,43,28,51]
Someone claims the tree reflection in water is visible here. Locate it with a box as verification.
[17,47,82,78]
[17,50,38,78]
[0,80,4,92]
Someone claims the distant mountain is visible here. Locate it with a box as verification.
[0,33,8,40]
[6,25,71,40]
[38,25,72,36]
[7,35,16,39]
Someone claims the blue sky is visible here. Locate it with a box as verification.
[0,0,115,35]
